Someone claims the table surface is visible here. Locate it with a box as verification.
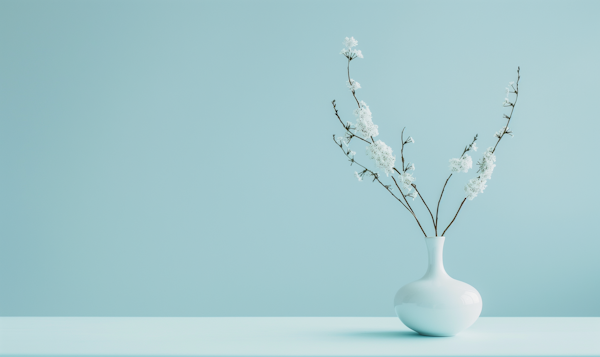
[1,317,599,356]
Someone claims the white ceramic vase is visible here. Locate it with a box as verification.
[394,236,482,336]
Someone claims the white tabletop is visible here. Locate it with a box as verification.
[1,317,599,356]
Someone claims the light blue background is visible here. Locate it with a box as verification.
[1,0,599,317]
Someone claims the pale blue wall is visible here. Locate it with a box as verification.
[1,0,599,317]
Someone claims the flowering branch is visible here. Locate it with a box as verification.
[339,38,423,233]
[347,59,360,109]
[333,136,427,237]
[390,176,414,214]
[345,48,376,146]
[442,67,521,236]
[396,129,435,228]
[332,136,406,209]
[392,176,428,237]
[330,37,521,239]
[412,184,436,229]
[399,128,414,173]
[340,36,363,109]
[434,134,478,235]
[493,67,520,154]
[331,100,371,144]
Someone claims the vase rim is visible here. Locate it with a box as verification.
[425,236,445,238]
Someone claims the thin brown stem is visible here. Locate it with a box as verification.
[392,176,427,237]
[434,174,452,235]
[400,128,406,172]
[442,198,466,236]
[412,184,436,231]
[347,59,360,108]
[392,176,414,214]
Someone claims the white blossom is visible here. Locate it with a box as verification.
[471,142,478,151]
[406,191,418,200]
[353,101,379,139]
[340,48,364,59]
[399,172,415,191]
[354,171,363,182]
[464,147,496,200]
[495,126,513,139]
[366,140,396,176]
[343,37,358,48]
[479,147,497,180]
[449,155,473,173]
[405,163,415,171]
[337,134,349,146]
[462,155,473,171]
[406,136,415,144]
[347,79,361,92]
[449,158,461,172]
[503,97,512,106]
[465,177,487,200]
[349,150,356,157]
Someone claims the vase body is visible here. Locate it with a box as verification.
[394,236,482,337]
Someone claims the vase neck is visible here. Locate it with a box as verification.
[423,236,449,279]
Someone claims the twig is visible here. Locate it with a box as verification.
[434,134,477,235]
[392,177,428,237]
[331,100,371,144]
[493,67,520,154]
[395,133,433,233]
[443,67,521,236]
[347,58,360,108]
[400,128,406,172]
[391,177,414,214]
[411,184,436,230]
[434,174,452,235]
[442,198,466,236]
[332,136,412,213]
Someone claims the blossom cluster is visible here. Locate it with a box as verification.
[340,37,363,60]
[449,155,473,173]
[464,147,496,200]
[447,135,477,174]
[353,101,379,139]
[366,140,396,176]
[399,171,416,191]
[347,79,361,92]
[343,37,358,48]
[495,126,513,138]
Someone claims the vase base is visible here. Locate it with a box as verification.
[416,331,456,337]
